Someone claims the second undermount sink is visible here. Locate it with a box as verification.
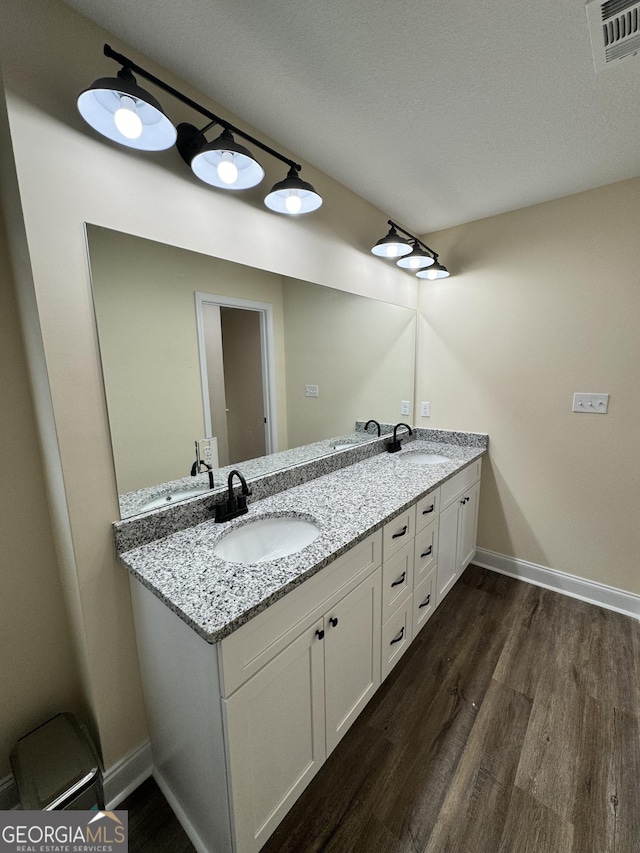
[214,516,321,564]
[400,452,451,464]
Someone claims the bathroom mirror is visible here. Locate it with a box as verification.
[87,225,416,518]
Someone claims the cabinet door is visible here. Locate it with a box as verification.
[458,479,480,572]
[437,499,460,601]
[324,569,381,755]
[223,620,326,853]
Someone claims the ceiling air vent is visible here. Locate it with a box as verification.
[587,0,640,69]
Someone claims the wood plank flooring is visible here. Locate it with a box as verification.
[121,566,640,852]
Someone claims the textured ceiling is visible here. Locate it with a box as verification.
[62,0,640,233]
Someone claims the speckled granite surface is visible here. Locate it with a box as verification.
[114,431,401,553]
[119,438,486,644]
[118,431,383,519]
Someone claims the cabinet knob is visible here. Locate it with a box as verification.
[422,504,434,515]
[391,571,406,588]
[421,546,433,558]
[392,525,408,539]
[390,626,405,645]
[419,595,431,609]
[329,617,338,627]
[316,629,325,640]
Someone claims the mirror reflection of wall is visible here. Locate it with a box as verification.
[86,225,416,508]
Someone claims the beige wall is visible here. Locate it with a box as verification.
[88,228,288,494]
[283,278,416,445]
[0,209,85,779]
[417,177,640,594]
[0,0,417,773]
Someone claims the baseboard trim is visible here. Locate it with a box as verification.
[104,739,153,809]
[474,548,640,621]
[153,767,210,853]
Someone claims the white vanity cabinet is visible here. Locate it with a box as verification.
[130,530,382,853]
[437,459,481,601]
[128,455,482,853]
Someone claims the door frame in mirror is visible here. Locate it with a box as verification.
[195,292,279,457]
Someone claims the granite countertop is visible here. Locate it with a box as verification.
[119,439,485,644]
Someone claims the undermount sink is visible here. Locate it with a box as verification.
[138,487,209,512]
[399,452,451,464]
[214,516,321,564]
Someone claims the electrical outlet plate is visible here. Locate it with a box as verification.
[401,400,410,416]
[197,438,214,464]
[305,385,319,398]
[572,393,609,414]
[421,401,431,417]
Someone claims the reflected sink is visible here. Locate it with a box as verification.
[400,452,451,464]
[214,516,321,564]
[138,487,209,512]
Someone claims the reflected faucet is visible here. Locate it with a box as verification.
[191,458,214,489]
[364,419,382,436]
[214,469,252,523]
[387,422,413,453]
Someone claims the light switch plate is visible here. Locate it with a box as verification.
[401,400,410,416]
[572,392,609,413]
[421,401,431,417]
[305,385,319,398]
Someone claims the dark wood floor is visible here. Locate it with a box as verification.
[121,566,640,852]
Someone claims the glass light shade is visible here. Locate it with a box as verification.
[190,129,264,190]
[416,260,450,280]
[77,72,176,151]
[396,242,435,270]
[371,226,412,258]
[264,168,322,214]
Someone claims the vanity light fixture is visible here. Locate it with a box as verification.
[372,220,449,278]
[77,67,177,151]
[416,258,450,280]
[78,45,322,214]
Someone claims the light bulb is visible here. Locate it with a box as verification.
[114,96,143,140]
[284,192,303,214]
[407,256,421,269]
[217,155,239,185]
[385,244,400,258]
[426,269,437,280]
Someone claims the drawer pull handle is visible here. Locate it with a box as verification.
[422,504,434,515]
[390,627,405,645]
[392,525,408,539]
[329,617,339,627]
[419,595,431,609]
[316,629,325,640]
[421,546,433,558]
[391,572,406,588]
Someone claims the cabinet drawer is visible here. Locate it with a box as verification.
[219,531,382,697]
[381,597,413,681]
[441,459,482,509]
[413,567,437,638]
[415,489,440,532]
[382,505,416,561]
[414,517,438,583]
[382,541,414,622]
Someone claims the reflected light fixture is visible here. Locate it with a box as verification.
[78,44,322,215]
[371,220,449,278]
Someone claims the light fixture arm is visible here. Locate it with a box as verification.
[386,220,437,260]
[102,43,301,172]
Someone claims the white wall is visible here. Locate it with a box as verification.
[0,0,417,771]
[417,177,640,595]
